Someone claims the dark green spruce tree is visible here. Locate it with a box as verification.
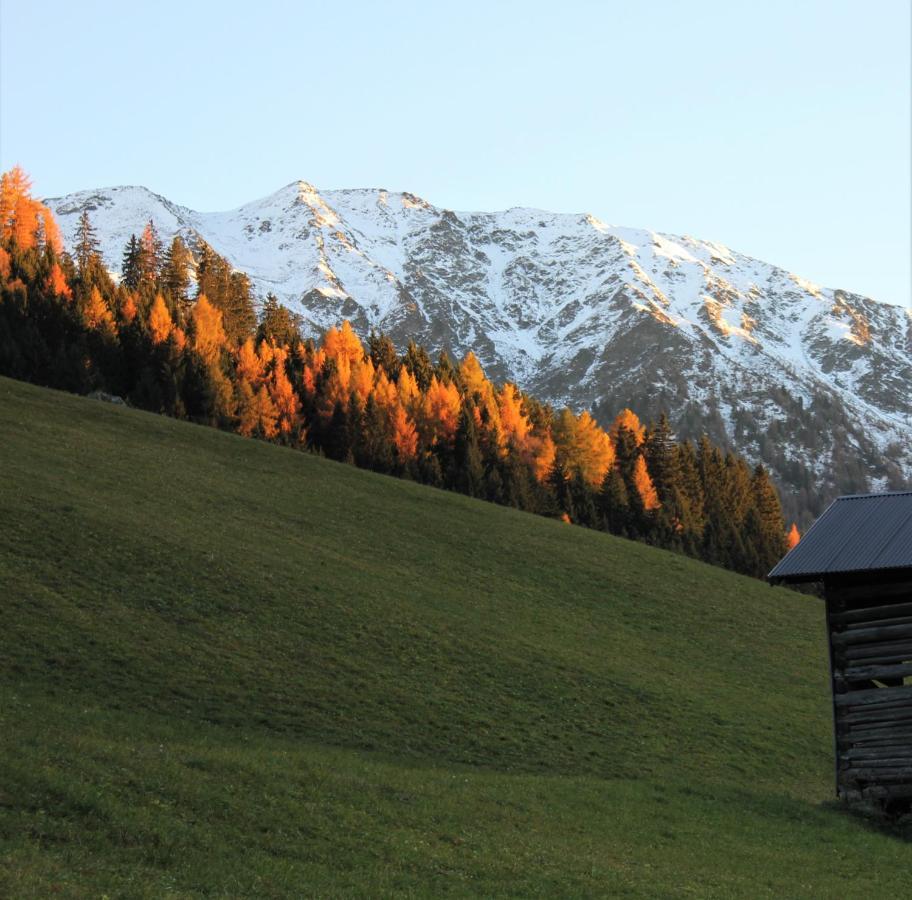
[454,404,485,498]
[161,235,192,311]
[403,340,433,392]
[74,210,100,275]
[120,235,142,290]
[368,330,400,380]
[257,294,301,346]
[195,241,256,343]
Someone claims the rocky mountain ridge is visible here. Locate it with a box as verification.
[47,181,912,525]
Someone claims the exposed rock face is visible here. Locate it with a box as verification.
[47,182,912,525]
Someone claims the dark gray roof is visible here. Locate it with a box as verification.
[768,492,912,583]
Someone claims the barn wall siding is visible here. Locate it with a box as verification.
[826,574,912,808]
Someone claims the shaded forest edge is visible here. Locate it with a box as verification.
[0,166,794,577]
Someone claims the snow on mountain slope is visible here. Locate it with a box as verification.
[46,181,912,524]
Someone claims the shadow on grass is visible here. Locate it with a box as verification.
[821,799,912,843]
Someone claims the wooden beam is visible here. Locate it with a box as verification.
[840,750,912,764]
[834,685,912,707]
[831,623,912,647]
[841,642,912,665]
[862,784,912,801]
[841,729,912,746]
[839,768,912,782]
[840,662,912,683]
[838,707,912,727]
[832,600,912,625]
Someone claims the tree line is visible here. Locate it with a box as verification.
[0,166,796,578]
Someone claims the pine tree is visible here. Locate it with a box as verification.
[613,423,640,484]
[403,340,433,392]
[724,454,753,529]
[599,468,630,535]
[675,441,705,542]
[227,271,256,340]
[74,210,100,274]
[138,220,163,289]
[324,399,352,462]
[368,330,400,380]
[698,436,740,564]
[257,293,301,346]
[121,235,142,290]
[161,235,192,309]
[435,350,458,386]
[749,464,788,575]
[569,471,598,528]
[195,241,256,342]
[548,462,574,522]
[643,414,687,543]
[357,392,393,471]
[454,404,485,497]
[643,414,679,500]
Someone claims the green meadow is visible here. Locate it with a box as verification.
[0,376,907,897]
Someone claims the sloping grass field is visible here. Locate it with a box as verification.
[0,375,908,897]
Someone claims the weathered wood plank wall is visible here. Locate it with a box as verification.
[826,575,912,807]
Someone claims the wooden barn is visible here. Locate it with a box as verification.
[769,491,912,814]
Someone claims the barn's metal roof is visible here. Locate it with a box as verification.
[768,491,912,583]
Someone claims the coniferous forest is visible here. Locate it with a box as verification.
[0,166,793,578]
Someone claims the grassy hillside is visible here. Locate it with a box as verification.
[0,375,907,897]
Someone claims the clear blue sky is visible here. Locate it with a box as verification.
[2,0,909,306]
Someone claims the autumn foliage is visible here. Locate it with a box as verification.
[0,165,62,254]
[148,294,173,344]
[787,523,800,550]
[0,166,791,579]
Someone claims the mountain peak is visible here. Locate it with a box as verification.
[294,179,319,197]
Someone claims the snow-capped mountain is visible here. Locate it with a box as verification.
[47,181,912,524]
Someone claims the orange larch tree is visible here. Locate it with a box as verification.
[396,366,420,410]
[148,294,173,345]
[0,166,62,253]
[529,430,557,482]
[238,381,279,439]
[323,320,364,365]
[632,455,661,511]
[390,403,419,461]
[45,262,72,300]
[236,337,264,385]
[419,375,461,447]
[554,408,616,487]
[268,346,302,438]
[787,523,800,549]
[191,294,226,365]
[610,408,646,446]
[0,166,32,244]
[82,286,116,336]
[498,383,531,446]
[120,293,139,325]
